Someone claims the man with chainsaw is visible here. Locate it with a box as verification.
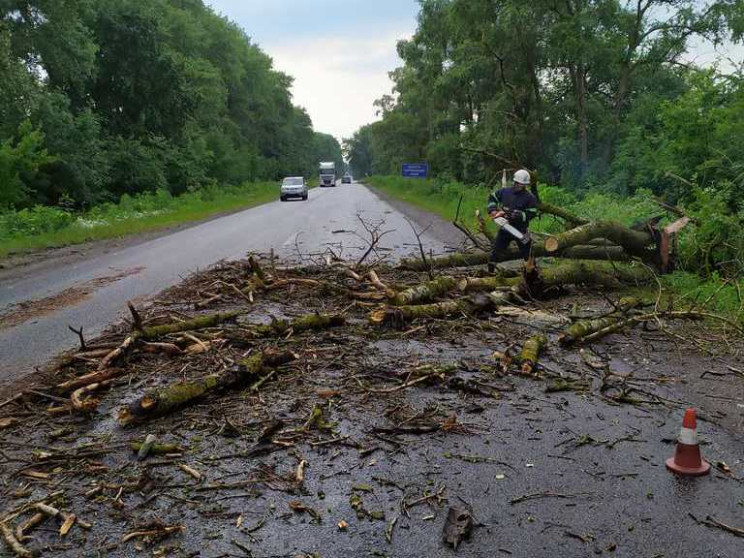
[487,169,538,266]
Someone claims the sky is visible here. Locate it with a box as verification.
[205,0,420,142]
[204,1,743,143]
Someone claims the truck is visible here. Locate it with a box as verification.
[319,162,336,187]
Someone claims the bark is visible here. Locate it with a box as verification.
[400,243,629,271]
[98,334,139,371]
[370,292,502,328]
[118,349,296,426]
[520,335,547,375]
[0,523,32,558]
[57,367,126,394]
[71,381,112,412]
[558,297,643,346]
[531,261,653,293]
[252,314,345,337]
[141,311,240,339]
[459,276,519,293]
[399,252,490,271]
[544,221,653,259]
[390,276,458,306]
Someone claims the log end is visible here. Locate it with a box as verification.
[544,236,559,253]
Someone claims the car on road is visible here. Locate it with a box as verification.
[280,176,308,201]
[342,173,352,184]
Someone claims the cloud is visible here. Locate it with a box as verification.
[205,0,418,141]
[268,31,411,140]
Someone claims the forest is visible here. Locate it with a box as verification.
[345,0,744,200]
[0,0,343,211]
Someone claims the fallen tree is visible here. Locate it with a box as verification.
[118,348,296,425]
[399,243,630,271]
[252,313,345,337]
[544,221,653,259]
[390,276,458,306]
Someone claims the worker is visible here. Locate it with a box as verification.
[487,169,538,267]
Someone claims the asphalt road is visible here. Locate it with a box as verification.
[0,182,457,388]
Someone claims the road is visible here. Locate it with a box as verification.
[0,182,460,389]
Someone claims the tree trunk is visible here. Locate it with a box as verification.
[544,221,653,259]
[520,335,547,375]
[369,294,501,328]
[391,276,458,306]
[141,311,241,340]
[400,243,628,272]
[558,297,643,345]
[252,314,345,337]
[118,349,296,426]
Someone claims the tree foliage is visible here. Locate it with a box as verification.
[357,0,744,203]
[0,0,341,209]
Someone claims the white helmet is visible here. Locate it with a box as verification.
[513,169,531,186]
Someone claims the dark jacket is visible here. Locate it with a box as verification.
[487,187,538,232]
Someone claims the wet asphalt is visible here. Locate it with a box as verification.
[0,183,455,389]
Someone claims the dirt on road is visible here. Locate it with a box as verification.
[0,256,742,558]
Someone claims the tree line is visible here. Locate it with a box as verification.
[0,0,342,209]
[345,0,744,206]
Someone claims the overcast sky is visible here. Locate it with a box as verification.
[204,1,742,143]
[205,0,419,142]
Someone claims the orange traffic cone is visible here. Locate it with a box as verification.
[666,408,710,476]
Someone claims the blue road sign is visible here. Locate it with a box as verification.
[402,163,429,178]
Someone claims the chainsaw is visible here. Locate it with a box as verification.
[493,216,530,245]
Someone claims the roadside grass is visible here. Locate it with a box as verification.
[366,175,743,322]
[0,181,288,260]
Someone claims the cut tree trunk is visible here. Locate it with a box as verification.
[390,276,458,306]
[544,221,653,259]
[399,244,629,271]
[520,335,547,375]
[540,260,652,287]
[141,311,240,340]
[118,349,296,425]
[252,313,345,337]
[399,252,490,271]
[369,294,504,328]
[558,297,643,345]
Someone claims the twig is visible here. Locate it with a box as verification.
[405,217,433,279]
[68,325,87,351]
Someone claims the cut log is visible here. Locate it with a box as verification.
[400,244,629,271]
[537,260,652,289]
[520,335,547,375]
[390,276,457,306]
[141,311,240,340]
[558,297,643,345]
[399,252,489,271]
[459,276,519,293]
[544,221,653,258]
[252,313,345,337]
[118,349,296,425]
[369,294,500,328]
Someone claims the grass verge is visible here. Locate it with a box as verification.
[0,181,286,260]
